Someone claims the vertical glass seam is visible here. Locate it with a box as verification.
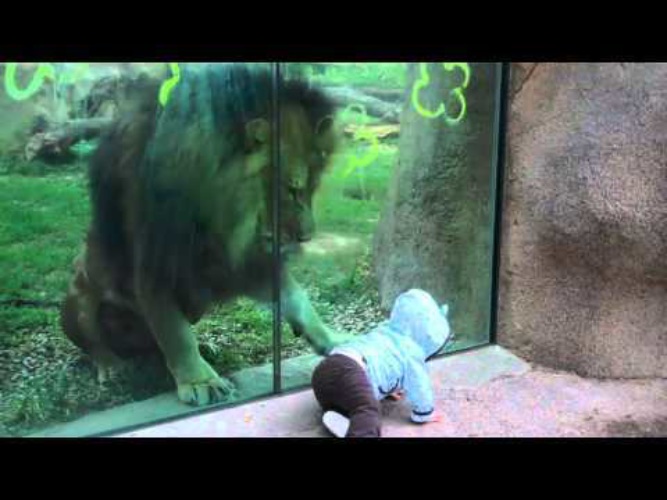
[271,63,283,393]
[488,62,511,345]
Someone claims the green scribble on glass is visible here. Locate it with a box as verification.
[443,62,470,88]
[411,64,445,119]
[411,62,471,125]
[341,128,380,178]
[339,103,380,178]
[4,63,56,101]
[442,63,469,125]
[159,63,181,107]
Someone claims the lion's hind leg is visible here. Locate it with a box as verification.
[61,284,125,384]
[60,255,127,384]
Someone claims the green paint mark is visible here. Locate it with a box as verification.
[339,104,380,178]
[3,62,181,108]
[442,63,469,126]
[159,63,181,107]
[4,63,56,101]
[411,62,471,125]
[411,64,444,119]
[4,63,92,102]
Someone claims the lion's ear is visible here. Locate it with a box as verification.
[315,115,337,153]
[245,118,271,149]
[315,115,334,136]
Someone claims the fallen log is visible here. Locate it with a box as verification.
[25,117,112,161]
[355,87,405,103]
[324,86,401,123]
[343,124,400,140]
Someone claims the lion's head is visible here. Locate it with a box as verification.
[119,64,338,295]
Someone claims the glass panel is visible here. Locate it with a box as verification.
[0,63,279,436]
[278,63,501,391]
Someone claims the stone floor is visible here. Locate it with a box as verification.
[114,345,667,438]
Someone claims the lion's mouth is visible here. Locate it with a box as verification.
[261,233,303,257]
[281,242,302,256]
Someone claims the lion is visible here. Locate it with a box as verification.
[60,63,351,406]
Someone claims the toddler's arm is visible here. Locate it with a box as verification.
[403,358,439,423]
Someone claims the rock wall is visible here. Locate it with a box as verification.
[498,63,667,377]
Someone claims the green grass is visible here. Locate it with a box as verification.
[0,172,89,302]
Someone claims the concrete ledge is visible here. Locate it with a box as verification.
[30,353,323,438]
[31,342,509,437]
[33,344,665,437]
[117,345,666,438]
[116,345,531,437]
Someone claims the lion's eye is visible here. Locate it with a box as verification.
[288,187,300,201]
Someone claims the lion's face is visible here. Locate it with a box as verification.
[279,108,336,247]
[243,107,337,257]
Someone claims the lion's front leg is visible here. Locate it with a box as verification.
[280,273,353,355]
[138,293,235,406]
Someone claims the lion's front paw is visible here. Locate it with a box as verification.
[177,377,236,406]
[91,352,125,385]
[96,364,117,385]
[174,359,236,406]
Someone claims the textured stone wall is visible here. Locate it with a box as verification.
[498,63,667,377]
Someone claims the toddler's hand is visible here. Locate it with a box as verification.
[387,390,405,401]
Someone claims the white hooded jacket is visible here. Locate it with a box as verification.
[330,289,452,423]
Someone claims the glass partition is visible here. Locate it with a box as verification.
[0,62,504,437]
[0,63,278,436]
[278,63,503,391]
